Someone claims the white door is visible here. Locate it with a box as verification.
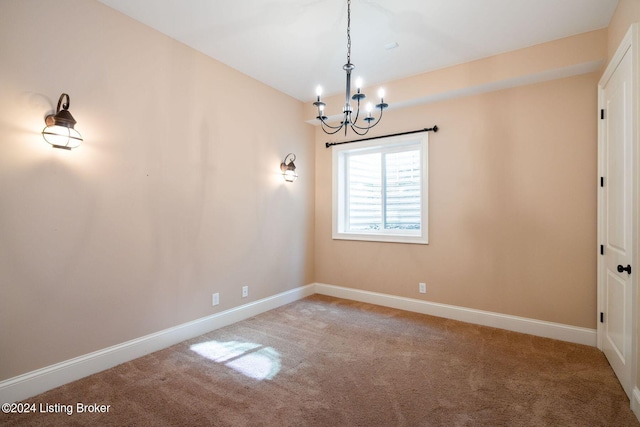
[599,30,635,399]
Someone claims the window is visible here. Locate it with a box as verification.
[332,133,428,244]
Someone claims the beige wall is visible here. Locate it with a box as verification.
[313,31,605,333]
[0,0,314,381]
[607,0,640,60]
[315,72,598,329]
[305,29,606,123]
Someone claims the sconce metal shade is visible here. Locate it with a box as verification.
[42,93,83,150]
[280,153,298,182]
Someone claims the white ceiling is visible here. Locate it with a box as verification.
[98,0,619,102]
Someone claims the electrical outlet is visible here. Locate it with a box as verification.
[419,282,426,294]
[212,293,219,306]
[242,286,248,298]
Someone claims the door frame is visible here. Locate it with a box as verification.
[597,23,639,408]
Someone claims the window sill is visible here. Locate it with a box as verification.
[332,232,428,245]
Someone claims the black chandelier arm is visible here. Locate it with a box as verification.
[349,115,374,132]
[350,116,376,131]
[348,123,373,136]
[350,104,384,131]
[319,119,347,135]
[315,104,346,131]
[350,97,362,124]
[318,115,346,131]
[350,96,376,126]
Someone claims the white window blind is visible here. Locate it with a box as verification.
[333,133,428,244]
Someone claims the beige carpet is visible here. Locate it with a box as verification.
[1,295,638,426]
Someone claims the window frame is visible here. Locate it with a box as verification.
[332,132,429,244]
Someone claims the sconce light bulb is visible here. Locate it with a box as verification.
[378,88,386,99]
[281,153,298,182]
[41,93,83,150]
[42,125,83,149]
[316,85,323,97]
[355,77,363,90]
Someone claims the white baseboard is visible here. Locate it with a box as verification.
[0,284,315,404]
[0,282,599,405]
[313,283,597,347]
[632,387,640,423]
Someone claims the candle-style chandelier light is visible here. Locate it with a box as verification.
[313,0,388,136]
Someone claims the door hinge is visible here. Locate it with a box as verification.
[600,312,604,323]
[601,109,605,119]
[600,176,604,187]
[600,245,604,255]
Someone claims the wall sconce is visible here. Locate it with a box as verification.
[42,93,83,150]
[280,153,298,182]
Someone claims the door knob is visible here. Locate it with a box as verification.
[617,264,632,274]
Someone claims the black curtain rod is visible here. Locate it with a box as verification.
[325,126,438,148]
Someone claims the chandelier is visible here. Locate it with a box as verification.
[313,0,388,136]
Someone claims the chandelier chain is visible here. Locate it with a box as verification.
[347,0,351,64]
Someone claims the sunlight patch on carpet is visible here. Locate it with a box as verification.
[190,340,281,380]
